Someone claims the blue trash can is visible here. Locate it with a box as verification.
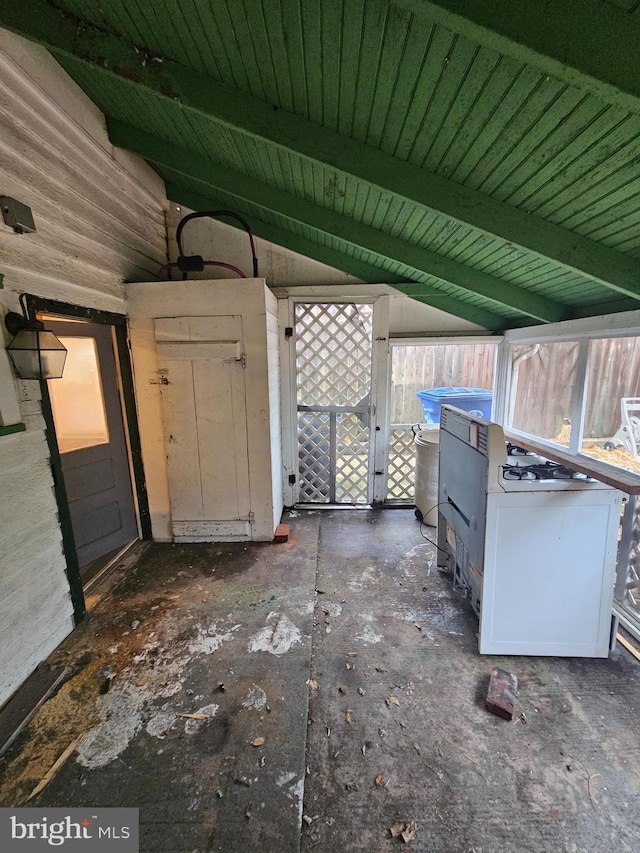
[416,387,493,424]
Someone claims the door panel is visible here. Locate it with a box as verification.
[155,316,251,540]
[45,320,137,567]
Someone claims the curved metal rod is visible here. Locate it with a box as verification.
[175,209,258,278]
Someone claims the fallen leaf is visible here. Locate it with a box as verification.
[347,652,358,657]
[251,737,265,747]
[308,679,318,690]
[413,622,421,629]
[390,822,405,838]
[358,687,365,696]
[202,597,208,603]
[217,681,226,692]
[401,820,418,842]
[346,663,353,670]
[345,710,352,724]
[136,675,149,687]
[375,774,385,787]
[177,713,209,720]
[386,696,401,707]
[375,666,387,673]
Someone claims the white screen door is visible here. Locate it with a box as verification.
[295,302,374,504]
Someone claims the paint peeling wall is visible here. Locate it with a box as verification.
[0,30,168,707]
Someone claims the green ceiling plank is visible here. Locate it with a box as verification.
[110,118,562,323]
[390,284,506,330]
[569,296,640,319]
[5,1,640,300]
[166,183,503,329]
[394,0,640,117]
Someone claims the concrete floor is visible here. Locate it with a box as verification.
[0,509,639,852]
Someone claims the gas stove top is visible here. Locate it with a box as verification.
[503,443,593,482]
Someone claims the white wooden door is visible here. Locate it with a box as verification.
[155,316,251,540]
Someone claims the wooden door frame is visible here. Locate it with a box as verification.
[25,296,151,624]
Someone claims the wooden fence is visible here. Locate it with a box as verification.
[392,337,640,441]
[391,343,496,424]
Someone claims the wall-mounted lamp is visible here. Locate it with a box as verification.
[4,312,67,380]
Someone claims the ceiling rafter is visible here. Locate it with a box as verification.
[108,118,563,323]
[165,183,506,331]
[3,2,640,303]
[394,0,640,118]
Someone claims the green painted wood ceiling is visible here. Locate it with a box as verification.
[5,0,640,329]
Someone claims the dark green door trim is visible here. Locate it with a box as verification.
[25,296,152,624]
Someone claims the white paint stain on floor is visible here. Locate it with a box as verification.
[276,770,297,787]
[184,703,219,734]
[76,689,143,769]
[321,601,342,617]
[145,708,177,738]
[188,621,241,655]
[288,778,305,825]
[398,544,435,578]
[347,566,377,592]
[242,685,267,711]
[355,624,383,644]
[77,618,238,769]
[248,613,301,656]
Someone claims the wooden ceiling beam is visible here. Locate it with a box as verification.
[110,119,559,323]
[166,183,506,331]
[395,0,640,118]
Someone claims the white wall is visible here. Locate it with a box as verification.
[166,203,486,334]
[0,31,168,707]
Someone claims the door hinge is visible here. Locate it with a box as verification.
[285,326,293,339]
[249,511,255,524]
[288,474,296,485]
[236,353,247,368]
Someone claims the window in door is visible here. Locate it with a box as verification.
[48,336,109,453]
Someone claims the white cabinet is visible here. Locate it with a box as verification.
[126,279,282,542]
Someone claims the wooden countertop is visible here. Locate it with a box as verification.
[504,430,640,495]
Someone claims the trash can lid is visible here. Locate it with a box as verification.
[416,386,492,400]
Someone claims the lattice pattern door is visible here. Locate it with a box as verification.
[387,426,416,501]
[295,303,372,504]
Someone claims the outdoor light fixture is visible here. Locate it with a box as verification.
[4,311,67,380]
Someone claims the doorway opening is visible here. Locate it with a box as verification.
[386,339,498,503]
[27,297,150,621]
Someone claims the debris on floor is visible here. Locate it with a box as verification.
[390,819,418,842]
[486,666,518,720]
[1,509,639,853]
[274,523,290,542]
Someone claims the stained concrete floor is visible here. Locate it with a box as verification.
[1,509,639,852]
